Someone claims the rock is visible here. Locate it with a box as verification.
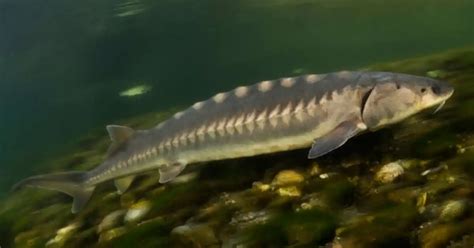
[456,145,466,154]
[419,223,458,248]
[45,222,81,247]
[416,192,428,213]
[277,186,301,198]
[98,210,126,233]
[419,217,474,248]
[336,204,418,247]
[124,200,151,223]
[120,192,137,207]
[447,234,474,248]
[14,230,42,248]
[230,210,274,230]
[252,181,271,192]
[319,172,338,179]
[308,163,322,177]
[99,227,127,242]
[423,170,467,198]
[284,209,338,246]
[375,162,404,183]
[286,224,317,245]
[329,238,344,248]
[171,223,219,248]
[272,170,305,187]
[298,193,327,211]
[438,200,468,222]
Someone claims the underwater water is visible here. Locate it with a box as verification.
[1,0,474,247]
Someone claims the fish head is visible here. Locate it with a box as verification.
[362,72,454,130]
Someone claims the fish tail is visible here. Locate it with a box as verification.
[12,171,95,213]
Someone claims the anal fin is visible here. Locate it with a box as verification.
[308,120,367,159]
[114,176,135,194]
[159,163,186,183]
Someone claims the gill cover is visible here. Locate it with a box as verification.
[362,82,418,129]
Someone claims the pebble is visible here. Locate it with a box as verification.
[124,200,151,223]
[98,210,126,233]
[230,210,273,229]
[99,227,127,242]
[277,186,301,197]
[252,181,271,192]
[439,200,467,222]
[308,163,322,176]
[272,170,305,186]
[45,222,80,247]
[375,162,404,183]
[171,223,219,247]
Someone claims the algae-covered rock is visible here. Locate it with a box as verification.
[438,200,469,222]
[375,161,405,184]
[252,181,271,192]
[418,218,474,248]
[98,210,126,233]
[124,200,151,223]
[45,222,81,247]
[447,234,474,248]
[271,170,305,186]
[99,227,127,243]
[171,223,219,247]
[276,186,301,197]
[335,204,419,247]
[230,210,275,230]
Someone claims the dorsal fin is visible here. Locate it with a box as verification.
[106,125,135,156]
[106,125,135,143]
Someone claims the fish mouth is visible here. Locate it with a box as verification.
[432,88,454,114]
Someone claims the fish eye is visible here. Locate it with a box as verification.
[420,88,427,93]
[431,85,441,95]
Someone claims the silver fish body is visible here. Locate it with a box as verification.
[13,71,454,213]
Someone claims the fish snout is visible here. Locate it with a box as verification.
[431,80,454,99]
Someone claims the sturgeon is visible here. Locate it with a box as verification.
[13,71,454,213]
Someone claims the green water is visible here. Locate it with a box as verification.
[2,1,474,247]
[1,0,474,193]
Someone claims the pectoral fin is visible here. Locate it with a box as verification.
[308,120,367,159]
[114,176,135,194]
[159,163,187,183]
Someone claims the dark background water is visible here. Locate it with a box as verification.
[1,0,474,196]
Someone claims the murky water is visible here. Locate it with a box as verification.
[1,0,474,194]
[1,0,474,247]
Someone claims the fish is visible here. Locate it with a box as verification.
[13,71,454,213]
[119,84,152,97]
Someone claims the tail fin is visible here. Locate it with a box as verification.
[12,171,95,214]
